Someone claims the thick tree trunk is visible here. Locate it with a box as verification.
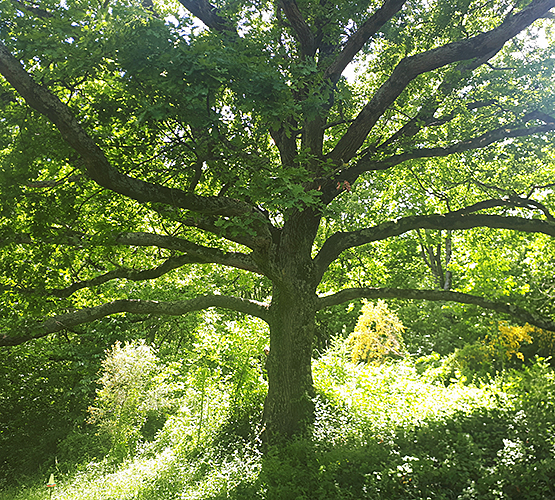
[263,283,317,440]
[262,209,320,441]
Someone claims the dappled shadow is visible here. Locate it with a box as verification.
[199,403,555,500]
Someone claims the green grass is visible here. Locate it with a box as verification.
[2,352,555,500]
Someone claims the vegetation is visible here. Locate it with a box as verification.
[346,300,406,363]
[1,0,555,496]
[1,0,555,440]
[2,329,555,499]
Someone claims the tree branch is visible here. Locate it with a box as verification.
[0,42,257,219]
[114,232,264,274]
[345,123,555,181]
[1,254,203,298]
[147,203,275,249]
[175,0,235,32]
[11,0,53,18]
[317,287,555,332]
[376,71,480,152]
[327,0,555,164]
[323,0,407,83]
[278,0,315,57]
[314,208,555,280]
[0,295,271,346]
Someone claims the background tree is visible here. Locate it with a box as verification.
[1,0,555,441]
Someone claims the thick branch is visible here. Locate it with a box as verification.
[175,0,235,32]
[11,0,53,18]
[452,198,555,220]
[279,0,315,57]
[317,287,555,331]
[3,255,206,299]
[314,210,555,280]
[324,0,407,83]
[328,0,555,164]
[376,73,487,152]
[114,232,264,274]
[0,296,270,346]
[147,202,274,249]
[0,43,256,220]
[345,123,555,181]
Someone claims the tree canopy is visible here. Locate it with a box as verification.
[1,0,555,439]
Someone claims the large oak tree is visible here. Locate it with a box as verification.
[1,0,555,440]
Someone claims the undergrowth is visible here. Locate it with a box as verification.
[2,346,554,500]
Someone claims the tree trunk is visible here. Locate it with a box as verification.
[263,282,317,440]
[262,209,321,441]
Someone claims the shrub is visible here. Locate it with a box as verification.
[346,300,407,364]
[88,340,174,460]
[444,322,553,379]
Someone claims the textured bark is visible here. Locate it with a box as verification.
[1,255,204,299]
[262,209,321,439]
[114,232,262,274]
[175,0,235,32]
[347,123,555,180]
[279,0,315,57]
[264,284,317,439]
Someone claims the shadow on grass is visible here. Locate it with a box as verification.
[199,404,555,500]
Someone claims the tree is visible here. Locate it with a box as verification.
[1,0,555,441]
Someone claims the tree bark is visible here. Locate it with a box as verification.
[264,283,317,440]
[262,209,320,440]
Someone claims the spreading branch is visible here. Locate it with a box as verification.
[317,287,555,332]
[175,0,235,32]
[314,208,555,280]
[376,75,491,152]
[0,43,260,222]
[1,255,203,299]
[328,0,555,164]
[340,123,555,184]
[0,295,271,347]
[114,232,264,274]
[0,228,266,272]
[10,0,53,18]
[324,0,407,83]
[279,0,315,57]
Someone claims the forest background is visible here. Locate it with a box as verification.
[1,0,555,498]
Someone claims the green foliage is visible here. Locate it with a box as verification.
[438,322,555,379]
[1,0,555,495]
[2,352,555,500]
[396,300,482,356]
[0,318,137,488]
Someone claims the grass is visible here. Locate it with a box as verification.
[2,350,555,500]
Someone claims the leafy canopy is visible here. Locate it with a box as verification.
[0,0,554,356]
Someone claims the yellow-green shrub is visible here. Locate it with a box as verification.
[449,323,555,377]
[488,322,533,361]
[346,300,407,364]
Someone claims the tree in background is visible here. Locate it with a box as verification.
[87,340,170,459]
[1,0,555,440]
